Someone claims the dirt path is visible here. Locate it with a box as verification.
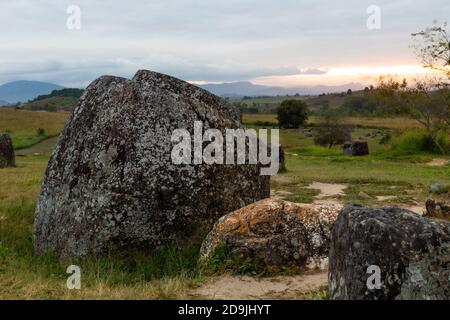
[220,177,429,300]
[15,136,59,156]
[189,272,328,300]
[306,182,347,198]
[271,174,293,184]
[304,181,346,205]
[426,158,449,166]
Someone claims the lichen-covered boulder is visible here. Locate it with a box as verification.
[0,133,15,168]
[343,140,369,156]
[425,199,450,220]
[329,204,450,300]
[34,70,270,257]
[279,145,286,172]
[201,198,341,270]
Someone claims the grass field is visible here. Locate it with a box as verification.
[0,156,203,299]
[242,113,421,130]
[24,96,78,112]
[0,109,69,149]
[0,110,448,299]
[236,96,309,105]
[235,90,366,113]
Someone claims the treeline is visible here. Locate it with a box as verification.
[23,88,84,112]
[233,101,278,114]
[29,88,84,103]
[333,89,379,116]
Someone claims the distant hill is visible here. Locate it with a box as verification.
[232,89,371,115]
[0,80,64,103]
[200,82,281,98]
[0,100,11,107]
[24,88,84,112]
[199,81,364,98]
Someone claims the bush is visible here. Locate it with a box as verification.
[254,121,277,127]
[388,130,450,155]
[36,128,45,136]
[313,108,351,148]
[379,132,392,145]
[276,99,308,128]
[289,146,342,157]
[314,125,351,148]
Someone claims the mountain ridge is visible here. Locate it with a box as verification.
[0,80,64,103]
[199,81,364,98]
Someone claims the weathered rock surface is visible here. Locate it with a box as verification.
[343,140,369,156]
[279,145,286,172]
[329,204,450,300]
[425,199,450,220]
[201,198,341,269]
[34,70,270,257]
[0,133,15,168]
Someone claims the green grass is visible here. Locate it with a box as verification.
[24,96,78,112]
[0,200,204,299]
[0,109,69,150]
[284,154,449,185]
[200,242,267,276]
[387,130,450,156]
[270,127,449,206]
[272,153,450,207]
[201,242,307,276]
[0,156,204,299]
[294,286,329,300]
[283,186,321,204]
[289,146,343,157]
[236,96,308,105]
[1,111,449,299]
[242,114,421,130]
[10,132,52,150]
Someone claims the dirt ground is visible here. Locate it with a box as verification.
[426,158,449,166]
[189,271,328,300]
[15,136,59,156]
[191,179,433,299]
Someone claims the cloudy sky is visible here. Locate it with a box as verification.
[0,0,448,87]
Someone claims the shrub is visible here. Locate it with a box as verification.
[276,99,308,128]
[388,130,450,155]
[36,128,45,136]
[254,121,277,127]
[314,126,351,148]
[379,132,392,145]
[313,108,351,148]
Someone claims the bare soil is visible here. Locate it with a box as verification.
[189,271,328,300]
[426,158,449,167]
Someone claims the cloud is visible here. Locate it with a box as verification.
[0,0,449,86]
[0,57,301,87]
[298,68,329,75]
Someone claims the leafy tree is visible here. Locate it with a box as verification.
[411,22,450,76]
[276,99,308,128]
[373,22,449,154]
[36,128,45,136]
[313,110,351,148]
[374,75,449,153]
[340,95,378,116]
[32,88,84,102]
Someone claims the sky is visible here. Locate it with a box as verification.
[0,0,448,88]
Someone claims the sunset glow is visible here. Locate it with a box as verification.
[252,65,433,87]
[327,65,430,76]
